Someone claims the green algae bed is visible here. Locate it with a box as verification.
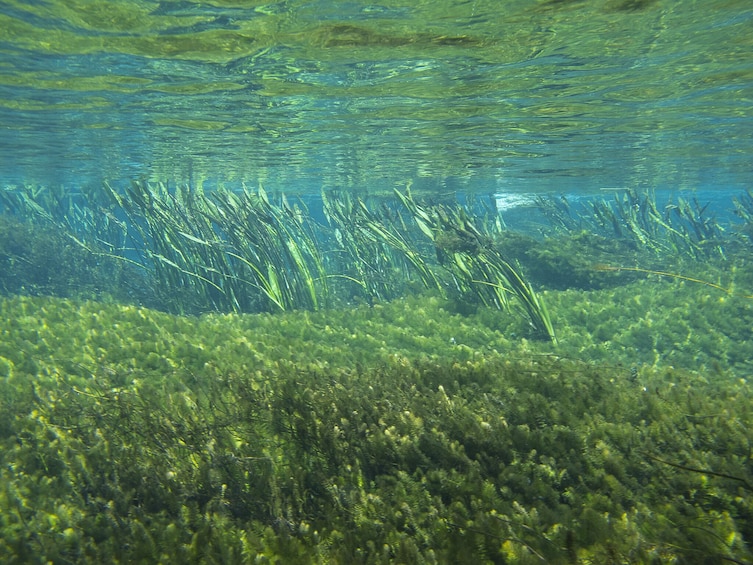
[1,277,752,564]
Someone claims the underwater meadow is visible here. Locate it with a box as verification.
[1,184,752,564]
[2,0,753,561]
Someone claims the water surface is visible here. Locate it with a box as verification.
[1,0,751,194]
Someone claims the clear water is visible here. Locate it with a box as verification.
[2,0,752,195]
[3,5,753,561]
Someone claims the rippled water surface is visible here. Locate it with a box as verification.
[1,0,751,194]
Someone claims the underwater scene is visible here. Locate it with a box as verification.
[1,1,753,564]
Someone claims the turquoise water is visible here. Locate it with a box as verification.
[2,0,752,194]
[3,4,753,562]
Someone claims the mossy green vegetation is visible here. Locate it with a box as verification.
[0,215,140,302]
[1,268,751,563]
[2,184,753,562]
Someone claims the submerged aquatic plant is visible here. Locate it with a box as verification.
[6,180,753,346]
[0,293,751,563]
[0,183,128,255]
[0,207,140,301]
[593,264,753,298]
[395,187,555,341]
[322,189,442,301]
[535,189,726,259]
[105,181,328,314]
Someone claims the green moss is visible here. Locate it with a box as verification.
[495,230,642,291]
[0,272,751,563]
[0,355,13,378]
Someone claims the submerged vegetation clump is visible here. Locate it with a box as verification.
[105,181,328,314]
[0,214,142,302]
[0,290,751,563]
[1,182,753,562]
[534,188,727,260]
[1,181,555,340]
[394,188,554,341]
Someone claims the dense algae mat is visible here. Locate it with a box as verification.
[1,282,752,564]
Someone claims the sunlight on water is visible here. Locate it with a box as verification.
[0,0,751,194]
